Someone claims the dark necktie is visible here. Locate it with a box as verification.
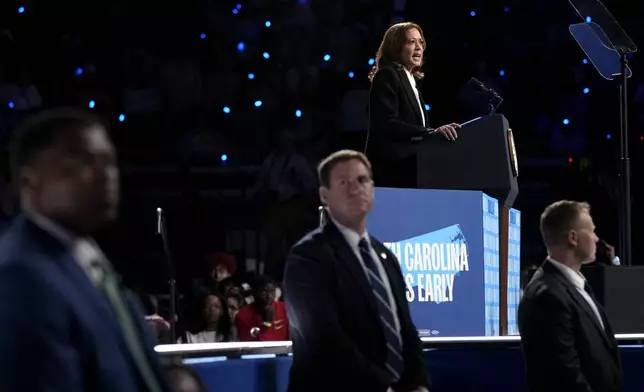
[358,238,404,381]
[584,281,597,300]
[583,280,608,331]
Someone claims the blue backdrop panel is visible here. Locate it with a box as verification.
[367,188,498,337]
[187,346,644,392]
[507,208,522,335]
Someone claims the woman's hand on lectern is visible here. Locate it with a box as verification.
[435,123,460,141]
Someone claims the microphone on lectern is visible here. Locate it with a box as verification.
[468,77,503,104]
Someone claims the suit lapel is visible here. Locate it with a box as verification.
[23,217,135,354]
[543,261,617,353]
[370,237,407,311]
[325,223,378,315]
[396,68,424,126]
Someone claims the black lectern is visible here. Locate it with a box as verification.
[416,114,519,335]
[582,265,644,333]
[416,114,518,207]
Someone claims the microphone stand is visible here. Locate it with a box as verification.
[617,51,632,266]
[156,208,178,342]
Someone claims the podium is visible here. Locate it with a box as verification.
[368,188,502,336]
[416,114,518,207]
[415,114,520,335]
[582,265,644,333]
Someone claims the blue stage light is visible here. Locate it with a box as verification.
[263,52,270,59]
[223,106,231,114]
[254,100,263,107]
[563,118,570,125]
[586,16,592,23]
[368,58,375,65]
[582,58,588,64]
[606,134,612,140]
[583,87,590,94]
[425,104,431,111]
[470,10,476,16]
[200,33,207,39]
[75,67,83,76]
[118,114,126,122]
[236,4,242,10]
[88,100,96,109]
[295,110,302,117]
[499,70,505,76]
[504,7,510,12]
[8,102,14,109]
[248,73,255,79]
[348,71,354,78]
[323,54,331,61]
[232,8,238,14]
[265,21,271,28]
[237,42,245,52]
[221,154,228,162]
[18,6,25,13]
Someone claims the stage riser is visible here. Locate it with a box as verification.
[184,346,644,392]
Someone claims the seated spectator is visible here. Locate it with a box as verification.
[207,252,237,283]
[217,276,236,297]
[179,291,237,343]
[192,252,238,296]
[236,275,289,341]
[225,287,246,323]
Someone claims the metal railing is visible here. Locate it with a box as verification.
[155,333,644,358]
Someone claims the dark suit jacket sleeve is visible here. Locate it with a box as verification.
[0,264,84,392]
[519,290,593,392]
[284,244,392,392]
[386,249,431,392]
[370,67,428,141]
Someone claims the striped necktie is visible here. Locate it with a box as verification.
[358,238,404,381]
[91,258,163,392]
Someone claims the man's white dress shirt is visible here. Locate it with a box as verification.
[548,257,604,330]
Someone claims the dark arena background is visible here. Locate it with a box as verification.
[1,0,644,391]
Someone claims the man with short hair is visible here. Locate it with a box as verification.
[0,108,170,392]
[236,275,289,342]
[284,150,429,392]
[519,200,622,392]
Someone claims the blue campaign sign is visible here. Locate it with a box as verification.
[507,208,522,336]
[368,188,500,337]
[483,194,500,337]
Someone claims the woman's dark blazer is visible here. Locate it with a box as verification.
[367,65,430,162]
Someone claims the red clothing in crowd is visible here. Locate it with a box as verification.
[236,301,289,341]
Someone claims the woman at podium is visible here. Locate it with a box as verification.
[367,22,460,188]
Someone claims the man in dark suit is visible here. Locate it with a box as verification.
[519,200,621,392]
[0,108,170,392]
[367,22,460,188]
[284,150,429,392]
